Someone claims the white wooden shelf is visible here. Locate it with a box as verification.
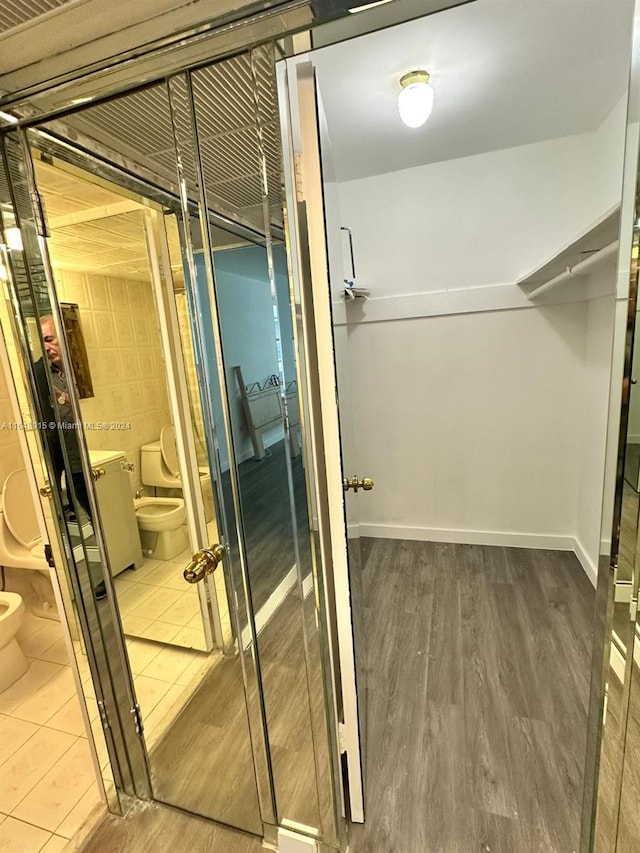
[517,205,620,299]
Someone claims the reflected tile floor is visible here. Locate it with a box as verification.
[115,521,231,650]
[0,611,105,852]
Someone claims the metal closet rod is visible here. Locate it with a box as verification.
[527,240,620,299]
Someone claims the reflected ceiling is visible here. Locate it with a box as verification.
[0,0,75,33]
[49,48,283,233]
[34,157,250,285]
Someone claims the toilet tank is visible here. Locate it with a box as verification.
[89,450,143,575]
[141,440,180,488]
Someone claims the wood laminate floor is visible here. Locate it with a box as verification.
[80,800,263,853]
[349,539,596,853]
[149,591,324,834]
[224,440,312,613]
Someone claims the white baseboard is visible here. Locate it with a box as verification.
[359,523,575,551]
[359,523,598,586]
[573,537,598,588]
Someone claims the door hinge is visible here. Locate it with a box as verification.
[43,543,55,568]
[30,189,50,238]
[131,703,144,736]
[631,596,638,621]
[293,152,304,203]
[97,699,110,731]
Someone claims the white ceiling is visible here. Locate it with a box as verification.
[312,0,636,181]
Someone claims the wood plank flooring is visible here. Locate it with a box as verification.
[80,800,263,853]
[348,539,596,853]
[228,439,312,613]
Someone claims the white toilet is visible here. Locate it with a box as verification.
[134,496,187,560]
[141,425,214,522]
[0,469,58,620]
[0,591,28,692]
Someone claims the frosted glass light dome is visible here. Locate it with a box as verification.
[398,71,434,129]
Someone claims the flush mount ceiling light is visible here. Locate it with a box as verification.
[398,70,434,129]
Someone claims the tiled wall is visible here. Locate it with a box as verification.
[175,293,208,468]
[0,352,26,489]
[53,269,172,494]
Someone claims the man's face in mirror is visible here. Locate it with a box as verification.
[40,317,62,368]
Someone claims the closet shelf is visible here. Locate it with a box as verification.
[517,205,620,299]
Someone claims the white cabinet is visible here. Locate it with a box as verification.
[90,450,143,576]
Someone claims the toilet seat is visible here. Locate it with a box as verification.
[134,497,185,531]
[160,424,181,478]
[2,469,41,550]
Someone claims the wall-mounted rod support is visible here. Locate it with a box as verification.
[527,240,619,299]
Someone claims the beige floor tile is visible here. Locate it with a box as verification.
[147,563,186,591]
[130,674,172,715]
[71,653,91,684]
[127,559,162,582]
[186,612,200,629]
[12,740,97,833]
[0,717,40,766]
[80,675,95,702]
[0,661,64,716]
[39,835,69,853]
[121,614,153,636]
[55,784,105,841]
[18,620,64,659]
[136,621,180,644]
[156,593,200,628]
[115,582,157,616]
[125,639,162,675]
[141,646,196,682]
[131,586,181,621]
[36,639,70,667]
[45,695,86,737]
[11,668,76,726]
[0,727,76,813]
[169,626,207,650]
[0,816,51,852]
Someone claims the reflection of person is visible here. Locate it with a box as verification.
[34,315,106,600]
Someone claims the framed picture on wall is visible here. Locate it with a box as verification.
[60,302,94,399]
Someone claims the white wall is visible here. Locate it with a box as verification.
[346,304,586,546]
[324,109,625,575]
[337,130,606,301]
[575,291,617,581]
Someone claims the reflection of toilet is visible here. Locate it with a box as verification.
[141,424,214,522]
[134,497,187,560]
[0,469,58,621]
[0,592,28,692]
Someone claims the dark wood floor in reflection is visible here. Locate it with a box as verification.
[232,440,311,613]
[149,591,323,834]
[349,539,595,853]
[150,649,262,834]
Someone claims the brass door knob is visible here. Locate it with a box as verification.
[183,543,225,584]
[91,467,106,481]
[39,482,52,498]
[343,476,374,493]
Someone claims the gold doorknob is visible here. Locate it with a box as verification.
[183,543,225,584]
[91,467,106,481]
[343,476,374,493]
[39,482,52,497]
